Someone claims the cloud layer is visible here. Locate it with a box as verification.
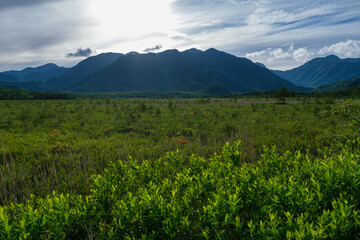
[245,44,314,69]
[246,40,360,69]
[319,40,360,58]
[0,0,359,71]
[170,0,360,69]
[0,0,60,11]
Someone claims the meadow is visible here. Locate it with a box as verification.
[0,97,359,239]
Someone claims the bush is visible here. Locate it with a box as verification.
[1,141,360,239]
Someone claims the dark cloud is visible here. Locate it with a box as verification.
[0,0,60,10]
[66,48,93,58]
[143,44,163,52]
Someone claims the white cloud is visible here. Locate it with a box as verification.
[293,48,314,62]
[245,44,314,64]
[272,48,291,59]
[246,5,333,25]
[318,39,360,58]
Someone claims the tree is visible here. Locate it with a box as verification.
[275,86,290,104]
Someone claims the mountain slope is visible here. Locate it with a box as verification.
[255,62,267,68]
[182,48,302,91]
[171,69,247,92]
[46,53,123,89]
[70,50,198,92]
[199,83,231,95]
[273,55,360,87]
[0,80,49,91]
[0,73,20,82]
[318,77,360,90]
[2,63,68,82]
[69,48,303,93]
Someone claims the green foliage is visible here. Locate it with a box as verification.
[331,99,360,127]
[1,140,360,239]
[330,100,360,143]
[1,98,360,238]
[275,86,291,104]
[318,76,360,91]
[0,86,74,100]
[0,98,357,204]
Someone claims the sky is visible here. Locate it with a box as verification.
[0,0,359,71]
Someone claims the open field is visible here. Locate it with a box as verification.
[0,98,359,238]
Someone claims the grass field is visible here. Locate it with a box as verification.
[0,97,359,239]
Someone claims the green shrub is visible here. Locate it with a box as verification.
[1,140,360,239]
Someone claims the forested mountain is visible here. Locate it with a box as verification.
[318,76,360,90]
[46,53,123,89]
[1,63,68,82]
[1,49,310,93]
[68,48,304,93]
[272,55,360,87]
[0,73,20,82]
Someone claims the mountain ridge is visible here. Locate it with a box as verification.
[0,63,68,82]
[1,48,309,93]
[46,52,123,89]
[68,48,304,93]
[272,55,360,87]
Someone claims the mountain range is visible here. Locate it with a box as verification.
[0,48,304,93]
[1,48,359,94]
[47,53,123,89]
[272,55,360,88]
[0,63,68,82]
[68,48,303,93]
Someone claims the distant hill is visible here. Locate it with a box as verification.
[69,48,304,93]
[46,52,123,89]
[272,55,360,87]
[0,80,50,91]
[318,77,360,91]
[1,63,68,82]
[0,53,123,91]
[0,81,23,89]
[0,73,20,82]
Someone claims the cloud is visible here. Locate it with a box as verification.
[245,39,360,70]
[0,0,95,70]
[66,48,94,58]
[0,0,60,11]
[143,44,163,53]
[1,0,359,71]
[246,5,334,25]
[318,39,360,58]
[245,44,314,63]
[293,48,314,62]
[245,48,286,60]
